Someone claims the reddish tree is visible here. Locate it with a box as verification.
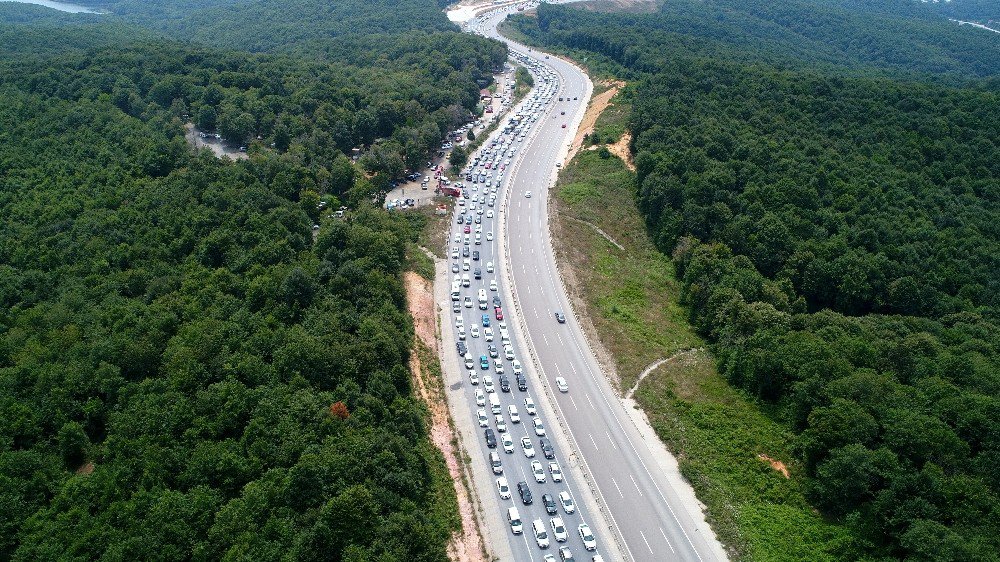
[329,401,350,420]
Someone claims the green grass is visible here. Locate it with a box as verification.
[552,109,853,559]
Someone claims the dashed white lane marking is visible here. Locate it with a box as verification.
[630,473,643,497]
[639,530,654,554]
[589,433,599,452]
[569,396,579,411]
[660,527,676,553]
[607,431,617,449]
[611,476,624,498]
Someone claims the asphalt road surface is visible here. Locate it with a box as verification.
[450,5,728,562]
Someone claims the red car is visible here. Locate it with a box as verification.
[464,225,471,234]
[495,307,504,321]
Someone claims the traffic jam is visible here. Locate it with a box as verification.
[448,41,602,562]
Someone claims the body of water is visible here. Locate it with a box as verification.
[0,0,102,14]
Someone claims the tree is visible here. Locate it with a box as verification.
[57,421,89,468]
[449,145,468,169]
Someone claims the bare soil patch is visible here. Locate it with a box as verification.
[758,454,791,479]
[404,272,487,562]
[75,461,95,476]
[608,130,635,171]
[566,79,625,163]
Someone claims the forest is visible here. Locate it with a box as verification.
[512,0,1000,80]
[0,0,499,559]
[512,2,1000,560]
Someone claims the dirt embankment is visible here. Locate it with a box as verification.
[608,130,635,171]
[566,79,625,163]
[403,272,488,562]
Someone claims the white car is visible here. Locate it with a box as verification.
[555,376,569,392]
[483,374,495,393]
[550,517,568,542]
[511,360,523,376]
[501,432,514,453]
[521,437,536,458]
[457,326,466,341]
[486,231,494,241]
[558,491,576,514]
[469,370,479,385]
[504,345,515,360]
[464,353,473,368]
[487,209,494,218]
[455,315,464,329]
[496,477,511,499]
[525,191,531,198]
[524,396,537,416]
[549,462,563,482]
[508,405,520,424]
[494,360,504,375]
[470,325,480,338]
[486,261,494,273]
[477,409,488,427]
[531,460,546,483]
[495,414,507,433]
[578,523,597,551]
[490,279,498,291]
[475,389,486,407]
[533,418,546,436]
[484,327,494,342]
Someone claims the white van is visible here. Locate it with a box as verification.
[489,392,502,415]
[451,284,460,301]
[478,289,488,307]
[508,507,523,535]
[462,274,471,287]
[532,519,549,549]
[484,327,494,342]
[500,329,511,345]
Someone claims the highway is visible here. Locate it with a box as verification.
[451,4,729,562]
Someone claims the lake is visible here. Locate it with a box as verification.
[0,0,102,14]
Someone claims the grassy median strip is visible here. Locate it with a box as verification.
[551,108,851,560]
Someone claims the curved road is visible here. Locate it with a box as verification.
[462,5,728,562]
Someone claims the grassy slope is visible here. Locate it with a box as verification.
[550,102,852,559]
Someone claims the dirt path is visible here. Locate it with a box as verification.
[566,79,625,162]
[625,348,703,399]
[403,272,488,562]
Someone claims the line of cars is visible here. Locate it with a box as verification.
[449,41,601,562]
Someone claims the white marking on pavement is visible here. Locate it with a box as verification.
[630,473,643,497]
[639,530,655,554]
[589,433,599,452]
[607,431,617,450]
[660,527,676,553]
[569,396,578,411]
[611,476,623,498]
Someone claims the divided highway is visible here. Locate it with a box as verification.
[442,3,728,561]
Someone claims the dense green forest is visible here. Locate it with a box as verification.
[0,0,496,558]
[513,2,1000,559]
[6,0,463,53]
[511,0,1000,80]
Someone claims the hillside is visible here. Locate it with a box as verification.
[511,1,1000,559]
[0,0,502,558]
